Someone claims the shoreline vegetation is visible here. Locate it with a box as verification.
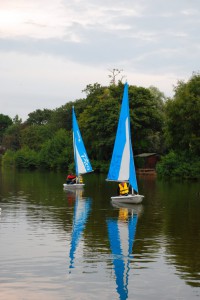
[0,72,200,180]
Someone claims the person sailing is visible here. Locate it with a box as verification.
[76,175,83,184]
[118,181,129,196]
[66,174,76,184]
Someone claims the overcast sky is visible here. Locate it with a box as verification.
[0,0,199,121]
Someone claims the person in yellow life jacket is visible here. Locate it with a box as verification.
[77,175,83,184]
[118,182,129,196]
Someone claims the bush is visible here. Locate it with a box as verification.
[39,129,72,170]
[15,147,39,169]
[156,151,200,179]
[91,160,109,173]
[2,150,16,167]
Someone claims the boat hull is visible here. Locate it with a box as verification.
[111,194,144,204]
[63,183,85,189]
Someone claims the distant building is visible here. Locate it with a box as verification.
[135,153,160,175]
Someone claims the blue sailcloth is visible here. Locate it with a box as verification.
[107,213,138,300]
[72,107,93,175]
[69,196,92,269]
[107,83,138,193]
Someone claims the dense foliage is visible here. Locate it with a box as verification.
[0,74,199,179]
[0,114,13,144]
[156,151,200,179]
[157,73,200,179]
[164,73,200,156]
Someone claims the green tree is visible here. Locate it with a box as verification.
[0,114,13,143]
[20,124,53,151]
[2,149,16,167]
[165,73,200,156]
[2,122,22,151]
[129,85,165,153]
[15,147,39,169]
[26,109,53,125]
[78,87,120,161]
[78,83,165,161]
[39,129,72,170]
[49,102,77,132]
[156,151,200,179]
[13,115,22,124]
[148,86,166,152]
[1,80,167,171]
[82,83,104,98]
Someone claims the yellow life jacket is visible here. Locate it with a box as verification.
[119,182,129,195]
[78,176,83,184]
[119,208,128,220]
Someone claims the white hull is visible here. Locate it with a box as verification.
[63,183,85,189]
[111,194,144,204]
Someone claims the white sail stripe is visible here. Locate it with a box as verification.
[75,144,87,174]
[75,200,85,221]
[118,118,130,181]
[118,221,130,285]
[118,222,129,256]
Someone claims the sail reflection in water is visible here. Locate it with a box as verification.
[69,194,92,270]
[107,207,139,300]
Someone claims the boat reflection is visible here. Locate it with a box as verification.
[65,189,84,205]
[111,201,143,216]
[69,194,92,271]
[107,206,140,300]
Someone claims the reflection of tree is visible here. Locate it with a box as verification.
[0,169,75,233]
[2,169,200,289]
[163,184,200,287]
[133,178,164,257]
[0,170,162,263]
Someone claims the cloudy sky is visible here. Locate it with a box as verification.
[0,0,199,121]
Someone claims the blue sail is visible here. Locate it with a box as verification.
[69,196,91,269]
[107,83,138,192]
[72,107,93,175]
[107,212,138,300]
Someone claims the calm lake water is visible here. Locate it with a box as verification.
[0,169,200,300]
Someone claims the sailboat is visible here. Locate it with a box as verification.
[106,83,144,204]
[107,208,139,300]
[63,106,93,189]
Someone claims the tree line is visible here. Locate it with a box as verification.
[0,73,199,179]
